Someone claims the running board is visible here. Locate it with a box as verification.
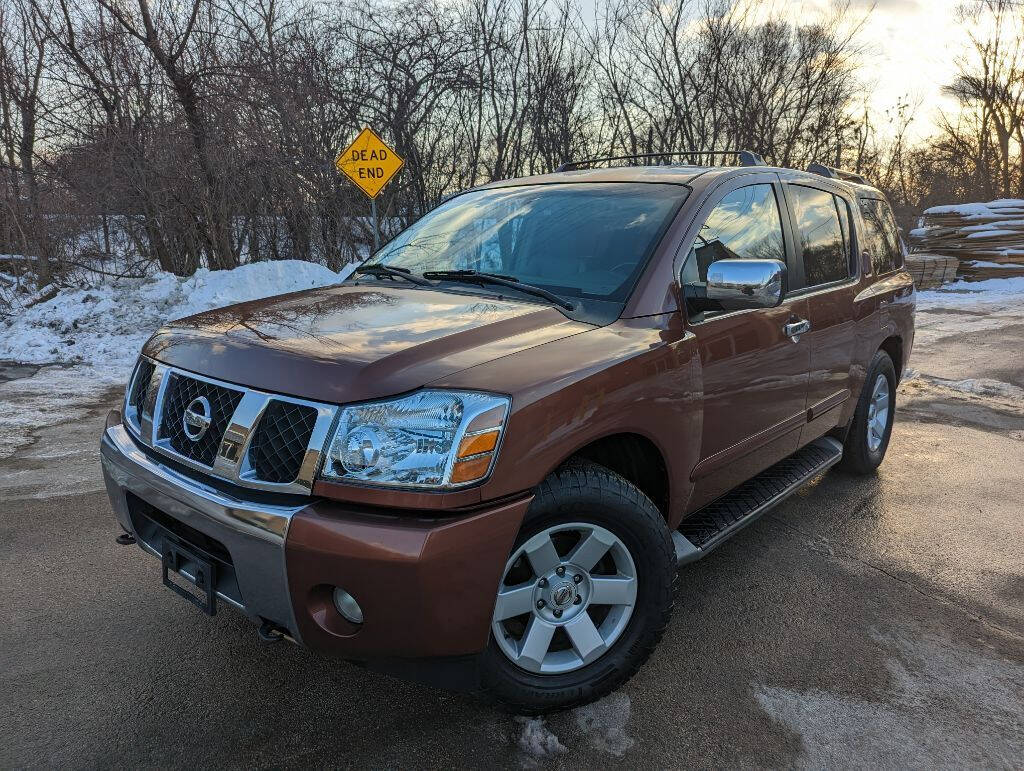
[674,437,843,565]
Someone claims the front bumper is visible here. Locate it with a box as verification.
[101,418,531,663]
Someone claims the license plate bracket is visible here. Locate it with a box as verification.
[162,540,217,616]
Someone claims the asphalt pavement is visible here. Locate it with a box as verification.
[1,301,1022,769]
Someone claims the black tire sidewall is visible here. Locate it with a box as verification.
[843,351,897,472]
[480,462,675,712]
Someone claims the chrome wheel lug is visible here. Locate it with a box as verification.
[573,574,582,584]
[553,609,563,618]
[574,595,582,605]
[556,566,566,577]
[536,599,546,609]
[537,577,548,588]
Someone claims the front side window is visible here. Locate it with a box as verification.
[790,185,849,287]
[682,183,786,287]
[860,197,903,275]
[371,183,686,304]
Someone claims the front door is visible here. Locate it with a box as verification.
[780,182,860,444]
[679,177,811,509]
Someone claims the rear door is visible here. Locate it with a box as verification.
[679,173,811,509]
[859,195,915,373]
[780,181,860,443]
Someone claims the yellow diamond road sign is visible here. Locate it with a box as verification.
[336,127,404,198]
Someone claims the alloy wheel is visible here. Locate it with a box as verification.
[866,373,890,452]
[491,522,638,675]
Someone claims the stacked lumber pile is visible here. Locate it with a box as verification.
[904,253,959,289]
[909,199,1024,263]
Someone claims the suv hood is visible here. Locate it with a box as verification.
[143,284,593,404]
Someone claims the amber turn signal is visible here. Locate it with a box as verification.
[457,429,499,459]
[450,454,493,483]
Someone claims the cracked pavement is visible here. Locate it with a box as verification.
[1,297,1022,769]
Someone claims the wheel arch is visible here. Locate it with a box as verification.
[559,432,671,521]
[879,335,904,380]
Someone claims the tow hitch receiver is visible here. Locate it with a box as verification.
[162,540,217,616]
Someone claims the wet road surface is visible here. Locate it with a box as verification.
[1,302,1022,769]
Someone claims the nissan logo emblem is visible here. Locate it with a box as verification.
[552,585,575,607]
[182,396,212,441]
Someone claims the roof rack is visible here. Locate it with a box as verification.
[806,162,868,185]
[556,150,766,172]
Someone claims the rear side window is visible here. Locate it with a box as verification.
[859,197,903,274]
[789,185,850,287]
[683,184,785,284]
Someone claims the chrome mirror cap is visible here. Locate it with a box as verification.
[705,258,786,310]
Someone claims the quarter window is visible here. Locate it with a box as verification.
[860,197,903,274]
[790,185,850,287]
[682,184,785,286]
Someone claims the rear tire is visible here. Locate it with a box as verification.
[837,350,896,474]
[481,460,675,713]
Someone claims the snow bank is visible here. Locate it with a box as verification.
[0,260,351,381]
[917,275,1024,312]
[0,260,351,460]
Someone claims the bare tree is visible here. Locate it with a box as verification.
[1,0,872,287]
[0,0,52,283]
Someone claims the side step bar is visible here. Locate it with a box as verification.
[674,437,844,565]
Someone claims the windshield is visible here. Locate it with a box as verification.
[370,183,687,303]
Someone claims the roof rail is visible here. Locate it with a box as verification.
[556,150,766,172]
[807,162,868,185]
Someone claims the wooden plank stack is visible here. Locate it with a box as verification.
[909,199,1024,264]
[904,253,959,289]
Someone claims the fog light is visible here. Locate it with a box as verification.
[333,587,364,624]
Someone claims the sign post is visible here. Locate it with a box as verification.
[336,127,405,255]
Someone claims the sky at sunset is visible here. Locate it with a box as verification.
[828,0,972,140]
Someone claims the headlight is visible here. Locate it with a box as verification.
[320,390,510,489]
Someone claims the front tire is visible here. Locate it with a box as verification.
[837,350,897,474]
[481,460,675,713]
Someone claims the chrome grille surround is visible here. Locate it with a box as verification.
[123,356,338,495]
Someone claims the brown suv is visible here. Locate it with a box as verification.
[101,153,914,712]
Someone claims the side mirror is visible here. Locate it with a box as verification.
[705,259,786,310]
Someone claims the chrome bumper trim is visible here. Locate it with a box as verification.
[101,423,303,637]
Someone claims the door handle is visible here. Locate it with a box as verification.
[783,318,811,342]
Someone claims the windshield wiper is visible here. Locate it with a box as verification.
[353,264,432,286]
[421,269,574,311]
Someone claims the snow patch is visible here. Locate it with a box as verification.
[512,694,636,765]
[515,716,567,766]
[901,372,1024,409]
[916,275,1024,312]
[755,627,1024,768]
[0,365,117,460]
[965,228,1018,239]
[939,377,1024,401]
[573,693,635,756]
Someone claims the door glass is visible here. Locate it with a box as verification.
[835,195,856,275]
[877,199,905,269]
[790,185,849,287]
[683,184,785,286]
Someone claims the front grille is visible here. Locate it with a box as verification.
[129,359,155,408]
[132,358,335,494]
[158,373,243,466]
[248,400,318,483]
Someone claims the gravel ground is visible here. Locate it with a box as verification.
[1,299,1022,769]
